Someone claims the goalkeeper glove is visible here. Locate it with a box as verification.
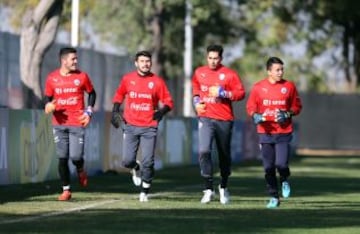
[153,105,171,121]
[209,86,227,98]
[193,96,206,115]
[111,111,122,129]
[44,100,56,114]
[253,113,265,124]
[275,109,292,123]
[79,106,93,127]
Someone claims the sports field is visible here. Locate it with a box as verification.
[1,156,359,234]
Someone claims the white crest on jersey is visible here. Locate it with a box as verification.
[74,79,80,86]
[219,73,225,80]
[281,87,287,94]
[148,82,154,89]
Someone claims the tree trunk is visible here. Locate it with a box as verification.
[353,29,360,91]
[146,0,164,78]
[20,0,64,108]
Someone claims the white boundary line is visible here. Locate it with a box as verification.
[0,199,117,225]
[0,185,201,225]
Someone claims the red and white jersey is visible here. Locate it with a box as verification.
[192,64,245,121]
[44,69,94,126]
[246,78,302,134]
[112,71,174,127]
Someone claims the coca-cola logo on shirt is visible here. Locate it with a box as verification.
[57,97,78,105]
[130,103,151,111]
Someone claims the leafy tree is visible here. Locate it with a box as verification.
[88,0,240,80]
[272,0,360,92]
[0,0,96,108]
[20,0,65,108]
[0,0,65,108]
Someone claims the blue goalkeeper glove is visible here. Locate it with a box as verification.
[275,110,292,123]
[209,86,227,98]
[253,113,265,124]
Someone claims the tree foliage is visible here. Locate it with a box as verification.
[271,0,360,92]
[88,0,240,79]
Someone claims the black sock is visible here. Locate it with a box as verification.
[134,162,140,171]
[72,158,84,172]
[204,178,213,190]
[58,158,70,186]
[220,177,228,188]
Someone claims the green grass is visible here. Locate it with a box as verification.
[1,156,359,234]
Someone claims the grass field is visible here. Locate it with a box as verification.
[1,156,359,234]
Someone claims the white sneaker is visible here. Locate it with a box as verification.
[218,185,230,204]
[200,189,215,204]
[131,161,141,186]
[139,192,148,202]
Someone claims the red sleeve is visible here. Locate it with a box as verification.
[227,70,245,101]
[83,73,94,93]
[289,83,302,115]
[191,69,201,97]
[44,76,53,97]
[246,84,259,117]
[158,79,174,109]
[112,77,127,103]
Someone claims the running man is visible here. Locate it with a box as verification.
[44,47,96,201]
[192,44,246,204]
[246,56,302,208]
[111,50,174,202]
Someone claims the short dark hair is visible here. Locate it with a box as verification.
[206,44,223,57]
[59,47,77,59]
[266,57,283,70]
[135,50,152,61]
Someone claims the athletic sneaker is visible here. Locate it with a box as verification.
[131,161,141,186]
[58,190,72,201]
[218,185,230,204]
[139,192,149,202]
[78,171,88,187]
[282,181,291,198]
[266,197,280,208]
[200,189,215,204]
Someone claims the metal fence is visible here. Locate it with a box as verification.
[1,32,360,151]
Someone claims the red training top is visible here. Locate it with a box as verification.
[246,78,302,134]
[192,64,245,121]
[112,71,174,127]
[44,69,95,126]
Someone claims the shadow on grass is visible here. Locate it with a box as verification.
[1,158,359,233]
[1,207,359,234]
[1,157,359,203]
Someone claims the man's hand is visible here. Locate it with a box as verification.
[209,86,227,98]
[79,107,93,127]
[44,100,56,114]
[253,113,265,124]
[195,102,206,115]
[193,96,206,115]
[153,105,171,122]
[111,112,122,129]
[275,109,292,123]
